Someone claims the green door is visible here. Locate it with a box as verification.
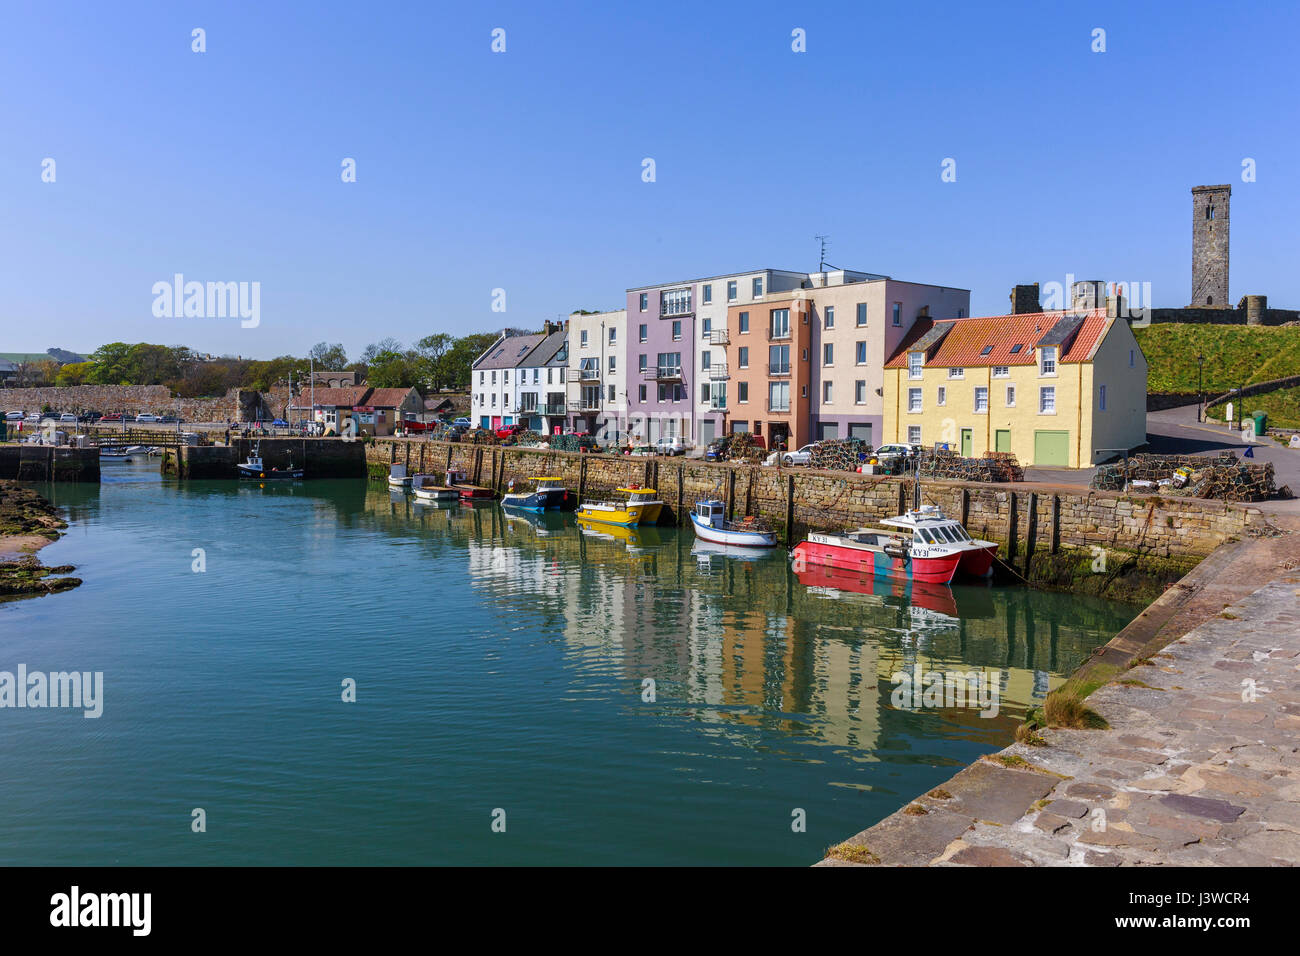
[1033,430,1070,466]
[960,428,973,457]
[994,429,1011,453]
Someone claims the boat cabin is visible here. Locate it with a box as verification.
[619,487,659,504]
[528,477,565,492]
[693,499,725,525]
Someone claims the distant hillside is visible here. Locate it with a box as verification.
[1134,325,1300,394]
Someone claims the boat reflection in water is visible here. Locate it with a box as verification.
[505,509,570,537]
[575,517,669,552]
[690,537,784,568]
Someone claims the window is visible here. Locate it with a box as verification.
[1009,343,1023,354]
[491,394,497,406]
[738,346,749,368]
[770,308,790,339]
[752,277,763,297]
[727,280,737,301]
[608,355,616,372]
[738,382,749,402]
[1206,205,1215,220]
[855,380,866,404]
[662,288,692,316]
[638,384,646,401]
[908,387,923,412]
[892,303,902,326]
[658,384,667,402]
[974,386,988,413]
[768,381,790,411]
[559,368,565,383]
[1040,346,1057,376]
[824,306,835,329]
[855,341,866,365]
[908,352,923,379]
[479,371,484,385]
[937,386,946,406]
[638,353,647,372]
[1039,386,1056,413]
[639,293,648,312]
[609,327,617,344]
[609,385,616,402]
[701,350,711,370]
[656,352,681,376]
[823,343,834,366]
[908,425,922,444]
[1006,385,1016,407]
[979,345,993,356]
[580,330,589,347]
[801,384,807,397]
[948,367,964,379]
[700,383,709,402]
[702,284,712,304]
[1099,384,1107,410]
[993,366,1009,378]
[856,303,867,326]
[503,370,509,384]
[671,320,682,341]
[701,317,712,337]
[547,368,553,384]
[738,311,750,333]
[769,344,790,374]
[491,371,497,384]
[823,381,833,403]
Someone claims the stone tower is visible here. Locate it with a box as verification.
[1191,184,1230,307]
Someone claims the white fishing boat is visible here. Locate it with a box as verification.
[237,441,303,480]
[411,473,459,502]
[688,499,778,548]
[99,445,133,461]
[387,463,413,489]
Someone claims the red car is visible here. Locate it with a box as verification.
[101,413,124,422]
[494,423,526,439]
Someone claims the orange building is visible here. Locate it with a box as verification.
[724,295,814,450]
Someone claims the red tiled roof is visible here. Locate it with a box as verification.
[884,310,1109,368]
[311,386,369,407]
[365,387,418,409]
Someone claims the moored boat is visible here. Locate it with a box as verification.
[237,442,303,480]
[688,499,778,548]
[791,505,996,586]
[445,468,495,500]
[411,473,459,502]
[99,445,133,461]
[574,487,663,527]
[502,476,570,512]
[387,464,413,489]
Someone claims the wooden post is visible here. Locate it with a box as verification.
[727,468,737,521]
[960,487,970,527]
[578,456,588,505]
[745,467,754,516]
[1050,494,1060,554]
[1007,491,1019,563]
[1024,491,1039,575]
[419,444,425,472]
[445,444,454,472]
[785,474,796,546]
[405,442,411,471]
[897,480,906,514]
[390,442,397,464]
[676,463,684,526]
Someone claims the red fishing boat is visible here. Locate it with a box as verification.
[792,505,998,586]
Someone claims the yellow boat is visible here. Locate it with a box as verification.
[575,487,664,527]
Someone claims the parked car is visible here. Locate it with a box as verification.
[78,412,102,423]
[135,413,160,423]
[494,423,526,440]
[4,411,23,421]
[159,414,178,424]
[875,443,922,460]
[765,443,818,467]
[271,419,289,427]
[57,413,77,423]
[653,436,689,456]
[101,413,123,422]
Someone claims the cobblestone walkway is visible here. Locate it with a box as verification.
[823,532,1300,866]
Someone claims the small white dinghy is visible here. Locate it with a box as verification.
[411,473,458,502]
[688,499,778,548]
[387,464,413,489]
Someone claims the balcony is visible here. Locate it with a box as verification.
[573,366,601,381]
[767,327,792,342]
[643,365,683,382]
[569,397,602,412]
[766,401,791,414]
[708,398,727,411]
[539,403,567,416]
[709,328,729,346]
[766,363,791,377]
[707,364,729,382]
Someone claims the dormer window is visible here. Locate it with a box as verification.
[1039,346,1057,376]
[908,352,923,379]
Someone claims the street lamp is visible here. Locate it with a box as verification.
[1196,353,1204,422]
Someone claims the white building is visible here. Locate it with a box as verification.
[566,309,627,444]
[470,331,546,429]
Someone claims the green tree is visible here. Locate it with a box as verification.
[309,342,349,368]
[55,361,94,386]
[445,332,500,389]
[413,333,454,391]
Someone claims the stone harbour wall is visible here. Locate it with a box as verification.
[0,385,266,422]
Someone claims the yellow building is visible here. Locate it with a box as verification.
[882,309,1147,467]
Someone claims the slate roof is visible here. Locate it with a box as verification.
[474,334,546,370]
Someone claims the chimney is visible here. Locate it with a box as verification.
[1009,284,1041,314]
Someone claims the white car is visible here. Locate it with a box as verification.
[58,413,77,423]
[653,436,689,456]
[874,443,922,460]
[135,414,160,423]
[764,444,818,467]
[4,411,24,421]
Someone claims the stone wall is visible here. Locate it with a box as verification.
[0,385,268,422]
[1146,306,1299,327]
[367,439,1262,560]
[0,445,99,482]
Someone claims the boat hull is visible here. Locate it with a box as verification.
[413,488,459,502]
[792,539,961,585]
[450,485,495,500]
[237,464,303,480]
[501,488,570,512]
[957,543,998,578]
[575,502,662,527]
[689,512,778,548]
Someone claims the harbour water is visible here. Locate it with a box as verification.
[1,462,1139,865]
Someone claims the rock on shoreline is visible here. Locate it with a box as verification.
[0,481,81,599]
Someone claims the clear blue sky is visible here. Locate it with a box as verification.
[3,0,1296,360]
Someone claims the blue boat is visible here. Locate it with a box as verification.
[501,476,571,512]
